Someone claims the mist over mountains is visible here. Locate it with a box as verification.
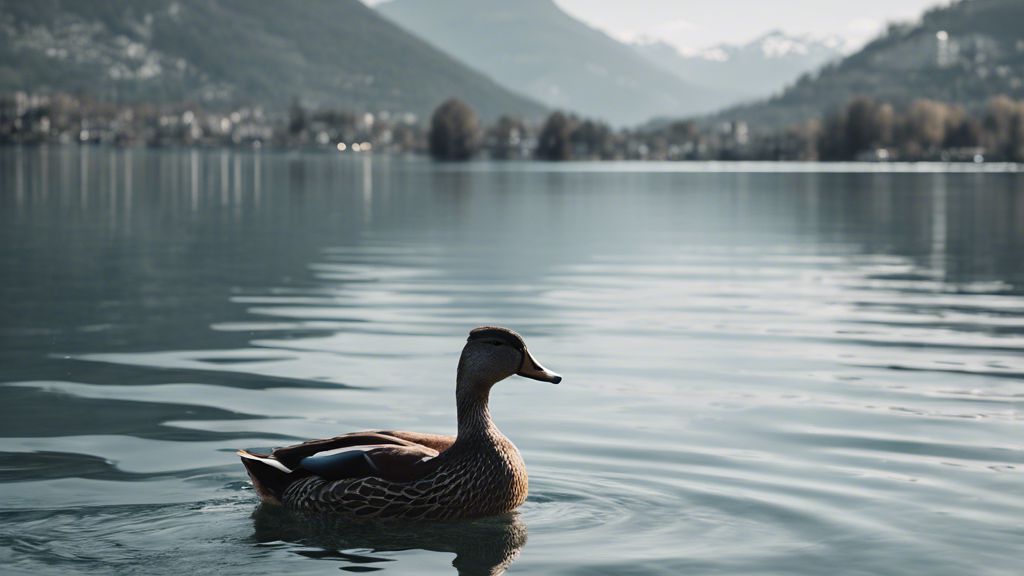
[632,32,845,104]
[0,0,545,121]
[376,0,728,126]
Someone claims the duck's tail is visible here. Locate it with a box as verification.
[237,450,308,506]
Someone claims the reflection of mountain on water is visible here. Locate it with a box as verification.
[250,506,528,576]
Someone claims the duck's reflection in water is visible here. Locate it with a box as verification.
[250,505,528,576]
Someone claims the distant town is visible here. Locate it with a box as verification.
[2,90,1022,164]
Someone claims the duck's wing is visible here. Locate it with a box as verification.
[267,431,421,469]
[239,433,443,504]
[239,430,457,506]
[264,430,454,468]
[298,443,440,482]
[372,430,456,453]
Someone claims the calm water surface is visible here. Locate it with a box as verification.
[1,147,1024,575]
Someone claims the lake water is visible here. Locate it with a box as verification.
[2,147,1023,575]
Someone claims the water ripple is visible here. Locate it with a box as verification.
[4,150,1024,575]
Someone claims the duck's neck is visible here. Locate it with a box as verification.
[455,379,500,440]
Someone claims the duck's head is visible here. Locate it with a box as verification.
[457,326,562,390]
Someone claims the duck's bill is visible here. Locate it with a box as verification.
[517,349,562,384]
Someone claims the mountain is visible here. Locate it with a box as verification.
[0,0,545,121]
[375,0,729,126]
[633,32,845,103]
[711,0,1024,129]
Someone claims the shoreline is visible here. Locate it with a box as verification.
[2,143,1021,173]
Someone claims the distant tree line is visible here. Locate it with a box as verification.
[4,90,1023,164]
[428,100,619,162]
[816,95,1024,162]
[428,95,1024,163]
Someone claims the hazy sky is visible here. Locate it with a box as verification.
[552,0,946,52]
[367,0,946,53]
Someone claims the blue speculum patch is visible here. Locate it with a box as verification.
[299,449,374,480]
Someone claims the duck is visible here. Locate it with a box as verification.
[238,326,562,520]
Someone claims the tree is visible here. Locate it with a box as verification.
[906,98,950,150]
[570,119,614,160]
[818,110,847,160]
[844,95,881,157]
[536,111,572,161]
[783,119,822,161]
[1010,111,1024,163]
[875,103,896,146]
[288,97,307,136]
[428,98,480,161]
[819,96,888,160]
[984,96,1018,146]
[487,115,525,160]
[985,96,1024,161]
[944,117,986,148]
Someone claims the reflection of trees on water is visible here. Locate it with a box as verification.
[661,170,1024,288]
[941,176,1024,287]
[249,505,528,576]
[798,173,1024,288]
[4,148,1024,360]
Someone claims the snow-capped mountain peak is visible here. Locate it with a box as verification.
[698,47,730,62]
[758,32,812,58]
[630,31,846,101]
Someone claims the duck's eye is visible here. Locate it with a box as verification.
[490,341,502,347]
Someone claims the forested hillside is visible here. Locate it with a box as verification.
[0,0,545,120]
[712,0,1024,128]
